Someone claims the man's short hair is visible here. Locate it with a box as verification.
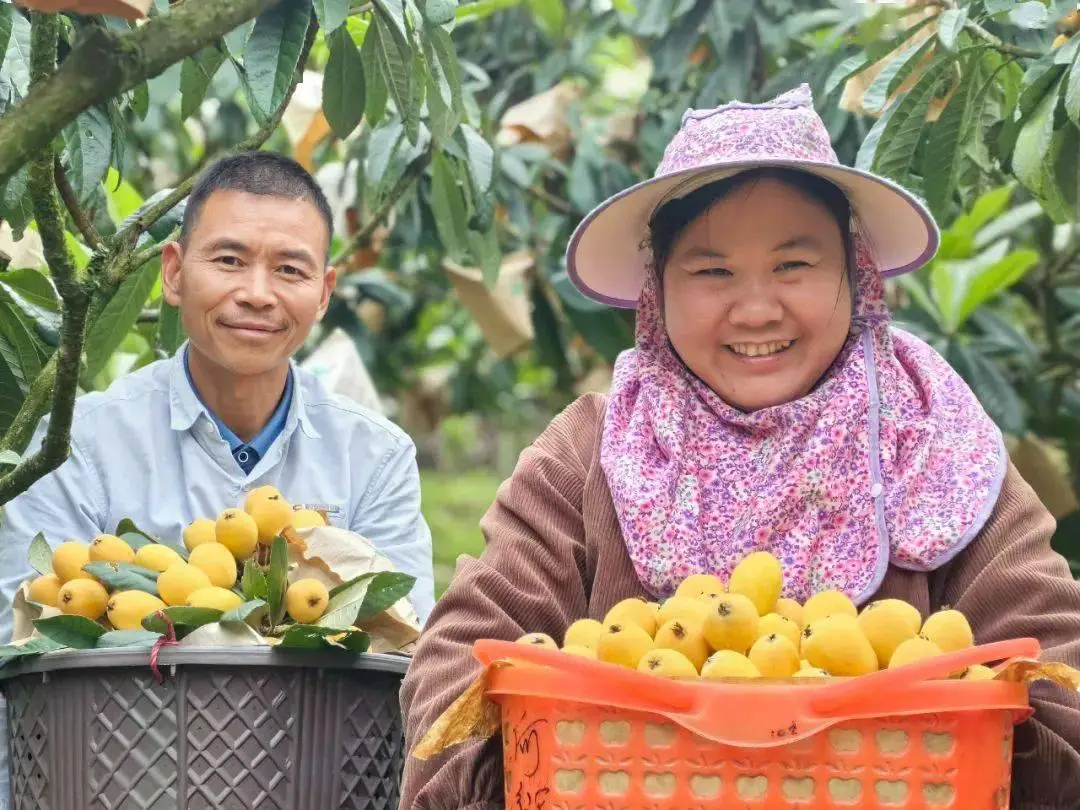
[180,150,334,262]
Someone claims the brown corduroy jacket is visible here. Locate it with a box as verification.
[400,394,1080,810]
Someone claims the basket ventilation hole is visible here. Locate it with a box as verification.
[782,777,815,801]
[643,773,676,798]
[689,775,722,799]
[923,732,954,756]
[876,730,909,755]
[644,723,676,747]
[875,780,909,805]
[828,729,862,754]
[553,770,585,794]
[829,778,862,802]
[923,783,956,806]
[555,721,585,746]
[598,721,631,746]
[598,771,630,796]
[736,775,768,801]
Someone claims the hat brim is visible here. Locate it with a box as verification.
[565,159,940,309]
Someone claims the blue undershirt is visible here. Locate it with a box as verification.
[183,348,293,474]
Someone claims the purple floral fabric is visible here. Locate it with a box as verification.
[599,86,1006,605]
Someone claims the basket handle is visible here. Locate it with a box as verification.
[473,639,695,712]
[807,637,1041,715]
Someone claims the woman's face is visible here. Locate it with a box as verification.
[661,178,853,412]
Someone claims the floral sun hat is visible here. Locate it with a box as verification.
[565,83,939,308]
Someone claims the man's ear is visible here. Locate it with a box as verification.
[161,241,184,306]
[317,265,338,320]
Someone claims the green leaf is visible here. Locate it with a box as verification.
[1008,1,1048,29]
[33,615,106,649]
[1013,76,1062,197]
[825,52,875,98]
[62,106,112,205]
[0,448,19,466]
[323,26,365,139]
[221,599,269,628]
[325,628,371,653]
[28,533,52,576]
[0,274,62,337]
[118,562,162,580]
[181,42,228,121]
[430,151,469,259]
[371,0,410,53]
[0,293,47,392]
[0,636,63,659]
[862,39,935,114]
[157,302,186,356]
[265,536,289,624]
[873,55,952,185]
[455,124,494,194]
[423,0,457,25]
[855,101,896,171]
[0,165,32,239]
[360,18,389,125]
[932,240,1038,332]
[0,269,60,313]
[81,259,159,381]
[527,0,566,38]
[241,559,269,602]
[276,623,343,649]
[1065,50,1080,125]
[0,8,31,107]
[244,0,313,124]
[82,562,160,596]
[468,226,501,287]
[317,571,414,627]
[428,26,463,116]
[131,82,150,120]
[314,0,349,32]
[923,55,980,219]
[946,342,1025,433]
[115,518,158,543]
[96,630,162,649]
[142,606,223,636]
[371,14,418,142]
[937,8,967,51]
[0,5,13,80]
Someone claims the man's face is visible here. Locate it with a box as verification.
[162,190,336,378]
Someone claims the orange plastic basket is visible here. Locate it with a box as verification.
[475,637,1039,809]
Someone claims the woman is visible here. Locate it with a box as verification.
[399,85,1080,809]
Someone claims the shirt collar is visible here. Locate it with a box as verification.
[169,342,319,441]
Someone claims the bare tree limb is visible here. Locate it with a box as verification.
[0,12,91,505]
[111,12,320,268]
[54,156,104,251]
[0,0,286,187]
[330,152,432,268]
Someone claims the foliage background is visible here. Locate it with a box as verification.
[0,0,1078,593]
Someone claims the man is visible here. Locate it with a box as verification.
[0,150,436,629]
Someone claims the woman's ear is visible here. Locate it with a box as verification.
[161,241,184,306]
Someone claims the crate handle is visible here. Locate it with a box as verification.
[807,637,1040,715]
[475,637,1040,747]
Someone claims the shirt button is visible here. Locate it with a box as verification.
[871,482,883,498]
[237,450,250,464]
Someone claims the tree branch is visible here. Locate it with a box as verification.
[111,12,320,267]
[54,156,104,250]
[330,152,433,268]
[0,12,91,506]
[962,19,1042,59]
[0,0,286,187]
